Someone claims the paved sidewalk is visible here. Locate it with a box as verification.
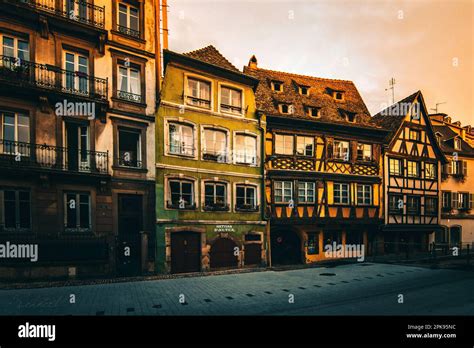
[1,262,473,316]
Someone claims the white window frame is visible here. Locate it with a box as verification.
[164,118,197,159]
[0,189,31,232]
[334,183,350,205]
[275,134,294,155]
[234,183,259,211]
[118,2,140,33]
[218,83,244,116]
[407,160,419,177]
[334,140,350,161]
[185,74,213,110]
[357,143,372,161]
[1,34,30,61]
[296,136,314,157]
[167,178,196,209]
[0,111,30,154]
[425,162,436,179]
[202,180,230,211]
[201,126,230,162]
[298,181,315,204]
[118,63,141,100]
[63,50,89,95]
[357,184,372,206]
[118,127,142,168]
[389,158,402,176]
[274,181,293,203]
[234,131,258,166]
[271,81,283,92]
[454,138,461,150]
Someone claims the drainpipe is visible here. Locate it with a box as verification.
[155,0,162,97]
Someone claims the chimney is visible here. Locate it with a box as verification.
[453,121,461,127]
[248,55,258,70]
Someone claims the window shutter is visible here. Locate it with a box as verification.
[350,141,357,163]
[462,161,468,176]
[373,144,380,162]
[326,138,333,159]
[447,162,452,174]
[470,193,474,209]
[451,192,459,209]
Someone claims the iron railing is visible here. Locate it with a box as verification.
[14,0,105,29]
[117,157,143,169]
[116,25,140,38]
[0,55,108,101]
[116,90,142,103]
[0,139,109,174]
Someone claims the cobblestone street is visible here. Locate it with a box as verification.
[1,263,473,316]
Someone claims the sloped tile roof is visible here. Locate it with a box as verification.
[184,45,239,72]
[243,65,381,129]
[433,125,474,157]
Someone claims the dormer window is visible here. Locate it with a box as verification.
[306,107,320,118]
[333,91,344,101]
[279,104,292,114]
[454,138,461,150]
[435,132,442,144]
[299,86,309,96]
[340,110,356,122]
[271,81,283,92]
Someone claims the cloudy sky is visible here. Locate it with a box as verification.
[167,0,473,125]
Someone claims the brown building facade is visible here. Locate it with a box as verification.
[0,0,158,279]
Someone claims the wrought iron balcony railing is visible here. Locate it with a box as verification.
[0,139,109,175]
[15,0,105,29]
[116,25,141,39]
[0,55,108,101]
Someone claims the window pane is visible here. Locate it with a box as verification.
[2,37,14,57]
[119,67,128,92]
[79,194,90,228]
[66,193,77,228]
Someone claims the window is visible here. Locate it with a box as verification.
[1,189,30,231]
[407,196,420,215]
[357,143,372,161]
[334,183,349,205]
[442,191,451,210]
[64,192,91,232]
[307,233,319,255]
[64,51,89,95]
[274,181,292,203]
[203,128,227,161]
[168,179,194,209]
[425,163,437,179]
[296,136,314,156]
[235,134,257,165]
[459,192,469,210]
[0,111,30,155]
[2,35,29,61]
[306,107,320,117]
[324,231,342,245]
[334,91,344,100]
[425,197,438,215]
[407,160,419,177]
[279,104,292,114]
[454,138,461,150]
[389,158,402,176]
[236,185,257,211]
[220,86,242,115]
[118,2,140,38]
[118,128,141,168]
[118,63,141,102]
[357,184,372,205]
[275,134,293,155]
[271,81,283,92]
[187,78,211,108]
[65,0,88,22]
[409,129,421,141]
[389,194,403,214]
[169,122,194,156]
[300,86,309,96]
[204,182,228,210]
[334,140,349,160]
[298,182,315,203]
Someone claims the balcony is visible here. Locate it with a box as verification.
[6,0,105,30]
[0,139,109,175]
[0,56,108,103]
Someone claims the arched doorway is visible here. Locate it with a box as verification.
[210,238,238,269]
[171,232,201,274]
[271,229,302,265]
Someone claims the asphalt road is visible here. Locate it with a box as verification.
[1,263,473,315]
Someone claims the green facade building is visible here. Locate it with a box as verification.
[156,46,267,273]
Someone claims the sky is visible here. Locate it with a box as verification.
[167,0,474,125]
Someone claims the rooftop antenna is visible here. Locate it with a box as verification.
[430,102,446,113]
[385,78,396,104]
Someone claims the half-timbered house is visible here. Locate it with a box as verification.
[373,91,447,254]
[244,57,389,265]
